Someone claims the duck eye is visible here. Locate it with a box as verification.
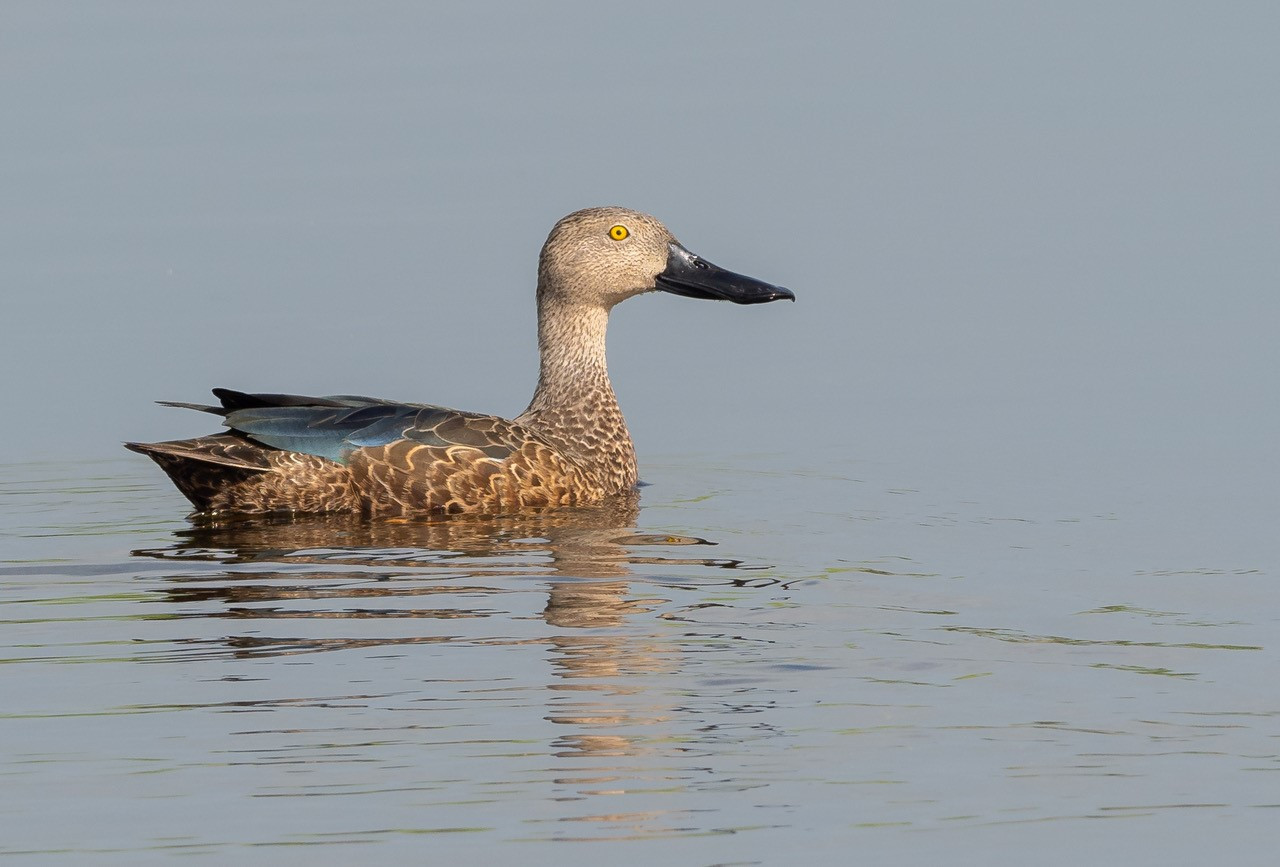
[608,225,629,241]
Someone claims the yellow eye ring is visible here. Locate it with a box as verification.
[608,224,629,241]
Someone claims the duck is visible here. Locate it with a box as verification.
[126,206,794,517]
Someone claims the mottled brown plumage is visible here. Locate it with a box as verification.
[127,207,793,517]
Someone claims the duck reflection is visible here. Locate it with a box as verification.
[132,495,782,833]
[134,492,744,626]
[132,495,764,795]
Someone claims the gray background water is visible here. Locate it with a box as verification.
[2,2,1278,863]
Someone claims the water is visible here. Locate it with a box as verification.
[3,452,1275,863]
[4,2,1279,862]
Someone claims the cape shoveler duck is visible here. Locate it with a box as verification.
[127,207,794,516]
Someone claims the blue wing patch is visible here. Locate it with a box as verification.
[225,404,417,463]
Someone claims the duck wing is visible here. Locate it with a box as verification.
[208,389,523,464]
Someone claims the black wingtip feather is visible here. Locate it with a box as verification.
[157,400,224,414]
[212,388,355,411]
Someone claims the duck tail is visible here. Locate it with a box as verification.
[125,436,272,512]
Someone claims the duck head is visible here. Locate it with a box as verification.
[538,206,795,309]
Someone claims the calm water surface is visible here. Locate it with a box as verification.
[2,454,1275,864]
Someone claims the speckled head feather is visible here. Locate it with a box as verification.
[127,207,794,517]
[536,207,676,308]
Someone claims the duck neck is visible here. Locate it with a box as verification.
[518,300,638,492]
